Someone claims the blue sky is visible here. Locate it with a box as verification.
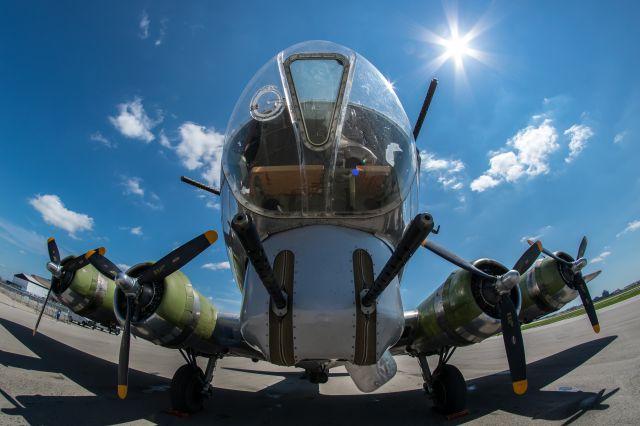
[0,1,638,313]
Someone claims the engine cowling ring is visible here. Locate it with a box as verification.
[519,252,578,323]
[112,263,220,354]
[410,258,521,354]
[54,256,117,325]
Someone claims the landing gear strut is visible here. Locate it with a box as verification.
[170,349,222,413]
[416,347,467,415]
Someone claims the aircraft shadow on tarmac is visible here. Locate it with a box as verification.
[0,317,619,425]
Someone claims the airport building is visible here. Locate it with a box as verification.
[11,273,50,298]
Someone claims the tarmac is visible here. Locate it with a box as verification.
[1,290,639,425]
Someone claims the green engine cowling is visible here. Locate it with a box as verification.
[518,253,578,323]
[114,263,222,354]
[408,259,521,355]
[53,257,118,326]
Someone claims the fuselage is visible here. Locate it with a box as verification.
[219,41,419,370]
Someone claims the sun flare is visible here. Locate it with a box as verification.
[443,35,471,67]
[416,7,494,79]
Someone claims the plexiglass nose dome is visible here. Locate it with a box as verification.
[222,41,416,218]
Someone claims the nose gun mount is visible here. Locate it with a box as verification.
[231,213,288,316]
[360,213,435,312]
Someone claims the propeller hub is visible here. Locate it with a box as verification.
[571,257,587,274]
[495,270,520,295]
[46,261,63,278]
[116,273,141,297]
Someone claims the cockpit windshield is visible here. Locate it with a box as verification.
[222,41,416,218]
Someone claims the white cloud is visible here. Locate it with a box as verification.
[139,10,150,39]
[109,97,159,143]
[130,226,143,236]
[175,122,225,188]
[520,225,553,244]
[159,130,172,148]
[206,200,221,210]
[469,174,500,192]
[123,177,145,197]
[471,118,559,192]
[90,131,115,148]
[616,219,640,238]
[202,261,230,271]
[117,263,131,271]
[564,124,594,163]
[0,217,46,255]
[591,251,611,264]
[29,195,94,238]
[155,18,168,46]
[121,177,163,210]
[613,131,627,144]
[419,151,465,191]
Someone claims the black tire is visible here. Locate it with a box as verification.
[431,364,467,414]
[170,364,205,413]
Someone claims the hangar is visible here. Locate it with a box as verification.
[11,273,51,298]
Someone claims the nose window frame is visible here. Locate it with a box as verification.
[283,52,351,151]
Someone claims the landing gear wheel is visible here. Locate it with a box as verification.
[431,364,467,415]
[171,364,205,413]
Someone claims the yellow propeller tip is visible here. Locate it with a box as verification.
[512,379,528,395]
[117,385,128,399]
[535,241,543,252]
[47,237,55,243]
[97,247,106,256]
[526,239,533,245]
[204,230,218,245]
[84,250,96,260]
[593,324,600,333]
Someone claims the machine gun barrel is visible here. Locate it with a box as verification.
[412,79,438,141]
[361,213,434,308]
[231,213,287,311]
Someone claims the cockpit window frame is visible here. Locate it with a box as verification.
[282,52,351,151]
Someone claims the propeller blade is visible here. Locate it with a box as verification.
[422,239,497,282]
[47,237,60,264]
[33,286,53,336]
[577,236,588,260]
[498,294,527,395]
[513,240,542,275]
[86,251,121,280]
[526,239,571,266]
[118,297,132,399]
[136,230,218,284]
[583,270,602,284]
[64,247,105,273]
[574,274,600,333]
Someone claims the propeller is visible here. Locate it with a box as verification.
[35,237,105,336]
[85,230,218,399]
[527,236,600,333]
[422,239,543,395]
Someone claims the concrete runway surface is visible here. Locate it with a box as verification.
[1,291,639,425]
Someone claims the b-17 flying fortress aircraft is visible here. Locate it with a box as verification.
[35,41,602,416]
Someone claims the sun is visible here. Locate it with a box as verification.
[442,34,471,68]
[415,8,494,77]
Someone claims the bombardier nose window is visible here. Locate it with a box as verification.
[286,57,346,147]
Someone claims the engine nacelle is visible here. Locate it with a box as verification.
[408,259,521,355]
[518,252,578,323]
[52,256,118,326]
[113,263,222,354]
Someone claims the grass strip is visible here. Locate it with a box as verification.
[522,285,640,330]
